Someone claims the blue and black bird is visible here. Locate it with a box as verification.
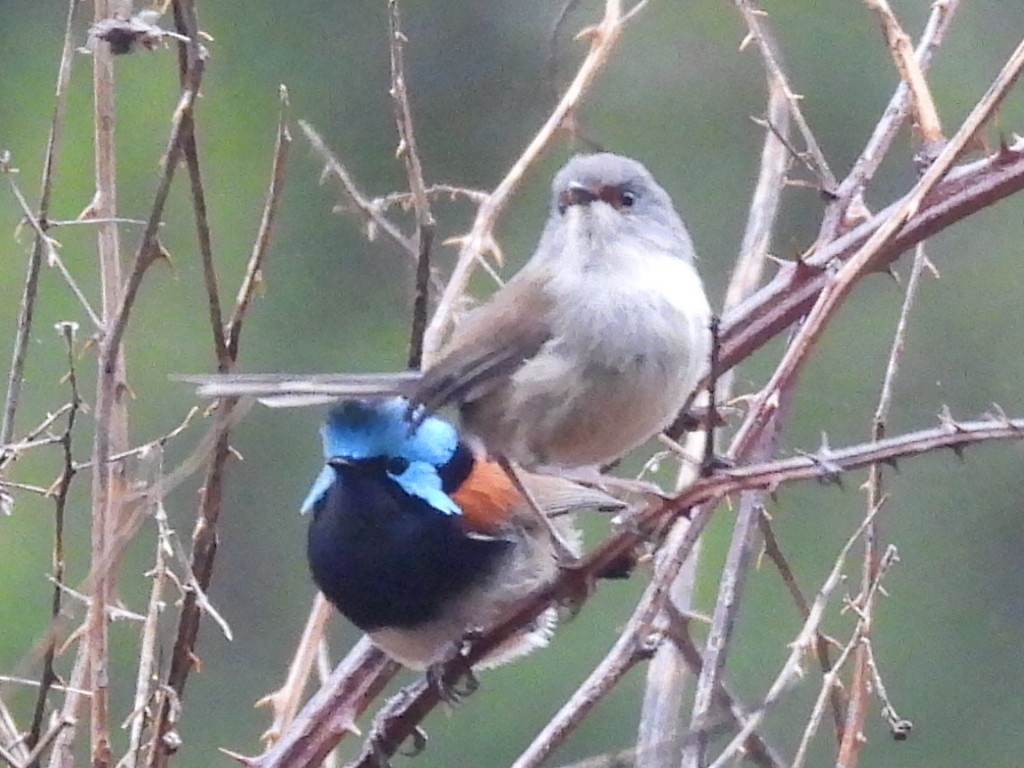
[301,398,623,668]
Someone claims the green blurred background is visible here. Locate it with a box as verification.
[2,1,1023,766]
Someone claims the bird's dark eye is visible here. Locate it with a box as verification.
[597,185,636,210]
[386,456,410,476]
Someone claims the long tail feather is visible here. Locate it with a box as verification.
[173,372,421,406]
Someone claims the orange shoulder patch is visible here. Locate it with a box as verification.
[449,460,522,534]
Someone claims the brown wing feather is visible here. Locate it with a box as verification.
[410,272,553,411]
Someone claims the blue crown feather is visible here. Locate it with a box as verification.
[321,399,458,465]
[301,399,463,516]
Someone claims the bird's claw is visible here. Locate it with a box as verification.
[426,638,479,704]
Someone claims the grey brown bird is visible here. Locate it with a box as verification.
[184,153,712,472]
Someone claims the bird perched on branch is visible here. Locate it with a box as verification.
[184,152,712,473]
[302,399,624,669]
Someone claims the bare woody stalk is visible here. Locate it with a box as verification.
[89,0,129,762]
[675,5,800,764]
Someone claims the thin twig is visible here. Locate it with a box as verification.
[172,0,227,368]
[0,0,82,446]
[227,86,292,359]
[836,243,930,768]
[26,323,80,763]
[257,596,334,746]
[117,498,172,768]
[386,0,436,369]
[864,637,912,739]
[757,508,847,739]
[21,720,74,768]
[0,161,102,330]
[0,679,88,697]
[790,545,899,768]
[298,122,415,259]
[372,185,487,212]
[863,0,943,145]
[733,0,836,192]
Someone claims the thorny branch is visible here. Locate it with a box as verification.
[87,0,134,761]
[714,137,1024,389]
[728,35,1024,458]
[679,5,962,763]
[679,67,1024,766]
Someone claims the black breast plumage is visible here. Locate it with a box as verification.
[306,460,511,630]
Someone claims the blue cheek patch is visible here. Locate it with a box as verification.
[300,465,335,515]
[390,461,463,517]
